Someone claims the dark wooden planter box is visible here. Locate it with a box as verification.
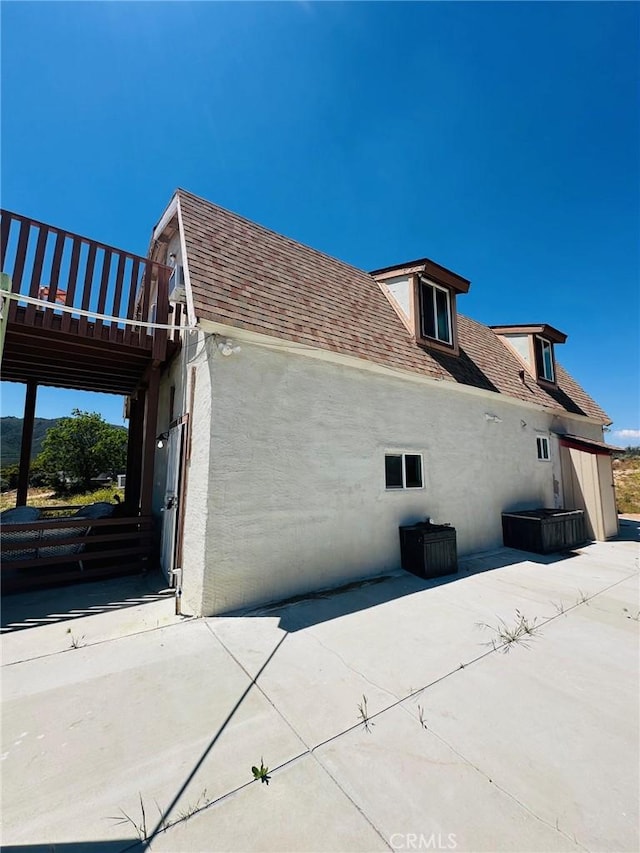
[399,522,458,579]
[501,508,587,555]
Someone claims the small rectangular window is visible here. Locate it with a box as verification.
[536,436,550,461]
[405,454,423,488]
[385,454,404,489]
[385,453,424,489]
[534,337,555,382]
[420,279,452,345]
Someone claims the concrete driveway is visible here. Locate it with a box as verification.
[2,520,638,853]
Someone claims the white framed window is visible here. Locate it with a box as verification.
[534,336,555,382]
[536,436,550,461]
[419,278,453,345]
[385,453,424,489]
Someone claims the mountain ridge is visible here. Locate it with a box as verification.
[1,416,64,466]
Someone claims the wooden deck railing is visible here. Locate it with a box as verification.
[0,209,174,359]
[1,515,154,593]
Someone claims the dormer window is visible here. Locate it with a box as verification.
[535,336,555,382]
[491,324,567,387]
[420,278,452,345]
[371,258,470,357]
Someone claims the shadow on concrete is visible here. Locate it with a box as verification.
[249,546,581,633]
[2,843,138,852]
[615,517,640,543]
[0,570,173,634]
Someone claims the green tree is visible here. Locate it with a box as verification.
[36,409,127,492]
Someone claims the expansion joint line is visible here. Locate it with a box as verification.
[119,570,636,850]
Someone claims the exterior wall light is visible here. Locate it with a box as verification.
[156,431,169,449]
[217,339,241,357]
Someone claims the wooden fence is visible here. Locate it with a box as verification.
[1,514,154,593]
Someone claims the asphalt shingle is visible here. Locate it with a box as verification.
[177,189,609,424]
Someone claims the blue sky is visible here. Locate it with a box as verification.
[1,1,638,442]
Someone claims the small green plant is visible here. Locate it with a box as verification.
[417,704,428,730]
[550,600,566,616]
[251,758,271,785]
[108,793,148,841]
[477,609,541,653]
[357,694,374,733]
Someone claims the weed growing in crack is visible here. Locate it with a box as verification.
[549,600,566,616]
[153,799,168,833]
[576,589,590,606]
[476,609,541,653]
[177,788,211,821]
[417,704,428,730]
[251,758,271,785]
[108,793,148,841]
[66,628,85,649]
[357,694,374,733]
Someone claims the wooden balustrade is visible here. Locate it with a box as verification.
[0,209,173,357]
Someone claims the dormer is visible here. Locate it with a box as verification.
[490,324,567,386]
[371,258,471,356]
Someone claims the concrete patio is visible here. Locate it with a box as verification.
[1,519,638,853]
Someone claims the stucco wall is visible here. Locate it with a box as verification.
[155,331,212,612]
[183,340,597,616]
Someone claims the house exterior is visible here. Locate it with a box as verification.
[146,189,619,617]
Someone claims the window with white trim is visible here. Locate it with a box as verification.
[534,336,555,382]
[385,453,424,489]
[420,278,452,345]
[536,436,550,461]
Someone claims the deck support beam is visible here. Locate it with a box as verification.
[16,381,37,506]
[124,393,145,512]
[140,367,160,517]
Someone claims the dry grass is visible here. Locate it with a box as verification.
[613,458,640,514]
[0,485,124,512]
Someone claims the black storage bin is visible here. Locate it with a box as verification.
[501,508,586,554]
[399,521,458,579]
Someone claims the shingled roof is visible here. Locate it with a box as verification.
[176,189,609,424]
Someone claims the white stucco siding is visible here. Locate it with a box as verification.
[154,331,212,613]
[383,275,411,320]
[197,341,567,616]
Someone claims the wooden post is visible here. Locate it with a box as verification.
[124,393,144,512]
[16,381,37,506]
[140,367,160,517]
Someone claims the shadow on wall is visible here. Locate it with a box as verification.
[502,495,549,514]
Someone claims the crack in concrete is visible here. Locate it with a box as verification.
[8,565,636,851]
[306,627,401,701]
[195,570,635,851]
[203,620,312,751]
[397,701,590,853]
